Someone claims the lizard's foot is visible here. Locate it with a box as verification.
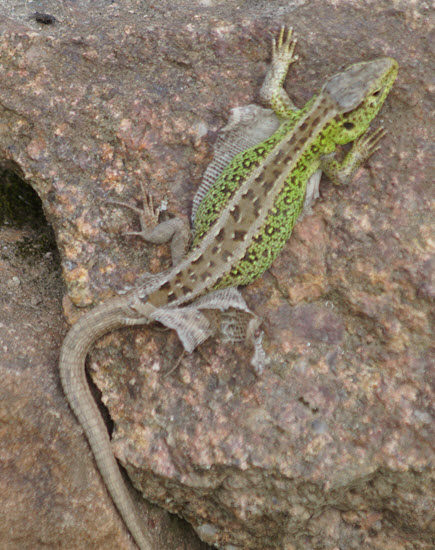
[260,26,299,117]
[107,190,161,239]
[108,187,190,264]
[272,26,299,71]
[321,126,387,185]
[351,126,387,164]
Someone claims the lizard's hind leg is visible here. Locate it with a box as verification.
[108,185,191,265]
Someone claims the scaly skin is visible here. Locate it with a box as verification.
[60,297,154,549]
[60,28,397,549]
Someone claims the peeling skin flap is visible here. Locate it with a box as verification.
[193,287,253,313]
[150,288,254,353]
[192,105,281,224]
[151,308,213,353]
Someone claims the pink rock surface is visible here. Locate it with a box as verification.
[0,1,433,549]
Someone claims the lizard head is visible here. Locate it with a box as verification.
[322,57,398,143]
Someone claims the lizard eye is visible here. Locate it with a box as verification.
[372,88,383,97]
[343,122,355,130]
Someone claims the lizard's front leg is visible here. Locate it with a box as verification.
[259,26,299,117]
[321,126,387,185]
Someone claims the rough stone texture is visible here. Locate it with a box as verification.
[0,1,433,550]
[0,171,210,549]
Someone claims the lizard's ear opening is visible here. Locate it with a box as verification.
[334,113,367,143]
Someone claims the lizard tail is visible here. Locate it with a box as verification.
[59,296,153,550]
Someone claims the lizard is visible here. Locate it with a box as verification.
[59,27,398,550]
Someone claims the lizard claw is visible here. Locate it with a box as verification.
[107,189,161,238]
[272,26,298,65]
[351,126,387,164]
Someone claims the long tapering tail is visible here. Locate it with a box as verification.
[59,296,153,550]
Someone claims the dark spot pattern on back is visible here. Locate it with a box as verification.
[167,292,177,303]
[230,205,241,222]
[216,228,225,242]
[181,285,192,295]
[233,230,247,242]
[159,281,171,292]
[190,254,205,266]
[253,198,261,217]
[262,179,274,193]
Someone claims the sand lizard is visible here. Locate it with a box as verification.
[59,28,397,549]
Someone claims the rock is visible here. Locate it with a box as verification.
[0,1,433,549]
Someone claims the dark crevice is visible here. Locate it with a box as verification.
[0,164,59,260]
